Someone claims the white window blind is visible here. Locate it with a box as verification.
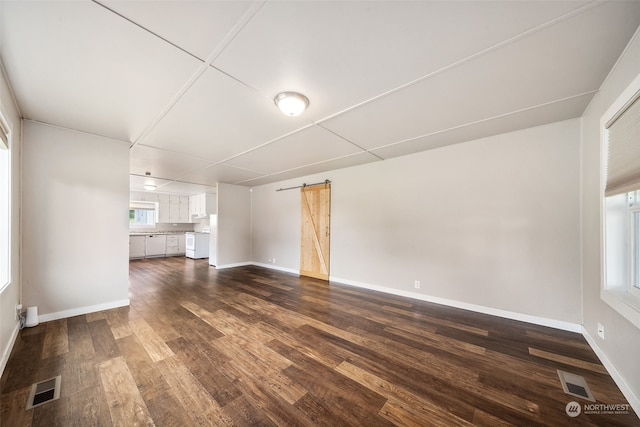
[0,119,8,150]
[605,92,640,196]
[130,201,156,210]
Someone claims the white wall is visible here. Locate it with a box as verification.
[252,119,582,325]
[581,29,640,407]
[21,121,130,320]
[0,63,22,376]
[216,182,251,268]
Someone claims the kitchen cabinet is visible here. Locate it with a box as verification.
[145,234,166,257]
[131,191,159,203]
[157,194,170,223]
[189,192,216,222]
[166,234,186,256]
[178,234,186,254]
[157,194,190,223]
[179,196,189,222]
[129,235,145,259]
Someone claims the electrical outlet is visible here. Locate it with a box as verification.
[15,304,22,320]
[414,280,420,289]
[597,323,605,340]
[272,258,276,264]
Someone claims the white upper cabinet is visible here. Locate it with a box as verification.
[132,191,190,223]
[189,192,216,222]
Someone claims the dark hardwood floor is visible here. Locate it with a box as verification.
[1,257,638,426]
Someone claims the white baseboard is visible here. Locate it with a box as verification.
[582,327,640,415]
[329,276,582,333]
[0,322,20,379]
[215,261,253,270]
[251,262,300,275]
[37,299,130,323]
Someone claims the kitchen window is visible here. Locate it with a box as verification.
[602,72,640,328]
[129,201,157,228]
[0,114,10,291]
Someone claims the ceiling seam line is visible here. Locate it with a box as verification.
[234,152,376,185]
[312,1,603,126]
[371,90,599,152]
[128,1,267,149]
[164,123,316,184]
[22,118,131,145]
[314,123,384,161]
[130,173,215,190]
[90,0,205,63]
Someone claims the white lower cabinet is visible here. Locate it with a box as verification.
[130,233,185,259]
[129,236,146,259]
[166,234,186,256]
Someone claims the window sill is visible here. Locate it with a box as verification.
[602,288,640,330]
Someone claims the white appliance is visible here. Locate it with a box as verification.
[185,232,209,259]
[209,214,217,267]
[145,234,167,258]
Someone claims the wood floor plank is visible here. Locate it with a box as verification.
[129,318,174,363]
[0,387,33,426]
[88,319,121,363]
[528,347,609,374]
[157,355,234,426]
[99,356,155,426]
[212,335,308,405]
[41,319,69,359]
[2,258,637,426]
[335,361,473,427]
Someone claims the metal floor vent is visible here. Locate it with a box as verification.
[26,376,61,410]
[557,370,595,402]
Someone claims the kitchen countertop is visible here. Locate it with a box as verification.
[129,231,189,236]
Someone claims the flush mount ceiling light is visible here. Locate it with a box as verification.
[274,92,309,117]
[144,171,156,191]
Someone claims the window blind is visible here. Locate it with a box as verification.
[0,119,8,150]
[130,201,156,210]
[605,92,640,196]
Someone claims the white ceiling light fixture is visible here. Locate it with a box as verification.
[274,92,309,117]
[144,171,156,191]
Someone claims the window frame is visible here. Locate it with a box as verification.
[629,197,640,298]
[129,201,158,229]
[601,72,640,330]
[0,112,11,293]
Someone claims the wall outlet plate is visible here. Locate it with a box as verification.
[597,322,605,339]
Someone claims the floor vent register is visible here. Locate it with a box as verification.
[557,370,595,402]
[26,375,61,410]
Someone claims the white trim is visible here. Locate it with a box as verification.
[0,322,20,379]
[329,276,582,333]
[215,261,253,270]
[582,327,640,416]
[583,23,640,117]
[36,299,130,323]
[251,262,300,276]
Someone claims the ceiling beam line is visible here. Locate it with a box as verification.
[312,1,603,127]
[90,0,205,64]
[117,1,267,150]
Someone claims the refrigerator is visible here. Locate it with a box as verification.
[208,214,217,267]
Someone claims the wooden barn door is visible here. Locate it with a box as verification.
[300,184,331,280]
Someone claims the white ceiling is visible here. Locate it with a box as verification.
[1,1,639,194]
